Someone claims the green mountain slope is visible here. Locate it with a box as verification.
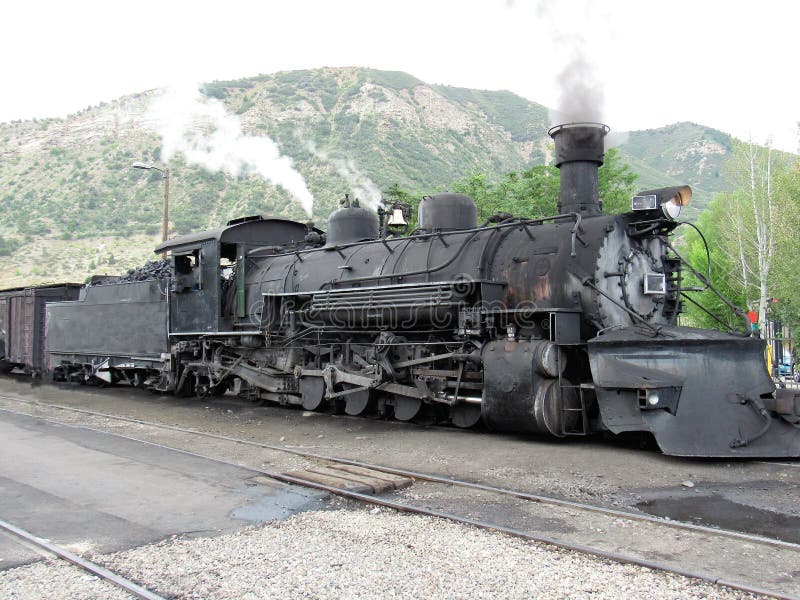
[0,67,764,286]
[617,122,733,220]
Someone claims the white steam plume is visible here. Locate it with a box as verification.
[304,138,382,210]
[147,84,314,216]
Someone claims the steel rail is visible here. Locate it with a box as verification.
[3,393,800,550]
[1,393,799,553]
[0,403,795,600]
[0,518,166,600]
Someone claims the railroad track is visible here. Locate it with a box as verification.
[1,392,799,599]
[0,518,165,600]
[0,392,797,551]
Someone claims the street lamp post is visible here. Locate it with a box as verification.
[132,162,170,243]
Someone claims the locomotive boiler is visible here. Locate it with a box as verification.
[41,123,800,457]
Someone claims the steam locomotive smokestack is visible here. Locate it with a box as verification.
[548,123,609,216]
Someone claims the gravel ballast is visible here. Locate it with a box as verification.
[0,559,132,600]
[0,505,762,599]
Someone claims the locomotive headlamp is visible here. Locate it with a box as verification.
[631,185,692,220]
[637,386,682,415]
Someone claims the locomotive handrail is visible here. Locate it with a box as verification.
[320,228,484,289]
[476,223,517,280]
[315,212,582,289]
[664,240,751,336]
[264,279,496,296]
[678,292,738,333]
[580,277,664,336]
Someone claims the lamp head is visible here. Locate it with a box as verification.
[631,185,692,220]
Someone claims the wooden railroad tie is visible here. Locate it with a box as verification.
[284,463,413,495]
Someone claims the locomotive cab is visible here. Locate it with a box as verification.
[154,217,314,334]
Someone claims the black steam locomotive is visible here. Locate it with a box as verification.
[4,123,799,457]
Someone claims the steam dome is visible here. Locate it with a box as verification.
[326,206,379,246]
[418,194,478,232]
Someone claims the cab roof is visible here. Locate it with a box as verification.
[154,216,317,255]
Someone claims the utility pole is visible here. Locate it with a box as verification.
[132,162,170,242]
[162,168,170,243]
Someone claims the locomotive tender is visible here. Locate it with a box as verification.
[13,123,800,457]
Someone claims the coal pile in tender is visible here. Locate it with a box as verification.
[119,259,172,283]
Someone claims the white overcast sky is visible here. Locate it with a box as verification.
[2,0,798,152]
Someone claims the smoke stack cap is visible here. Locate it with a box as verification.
[548,122,609,167]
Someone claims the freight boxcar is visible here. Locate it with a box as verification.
[0,284,82,374]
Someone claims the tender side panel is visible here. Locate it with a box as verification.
[46,280,168,359]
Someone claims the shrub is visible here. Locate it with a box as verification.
[236,97,255,115]
[321,92,338,112]
[0,235,18,256]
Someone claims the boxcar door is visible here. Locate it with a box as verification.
[8,294,35,366]
[0,296,7,359]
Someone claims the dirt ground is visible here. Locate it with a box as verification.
[1,376,799,595]
[1,376,797,519]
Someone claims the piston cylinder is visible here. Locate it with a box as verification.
[481,339,579,437]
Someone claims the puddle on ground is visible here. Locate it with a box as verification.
[231,484,329,523]
[637,494,800,544]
